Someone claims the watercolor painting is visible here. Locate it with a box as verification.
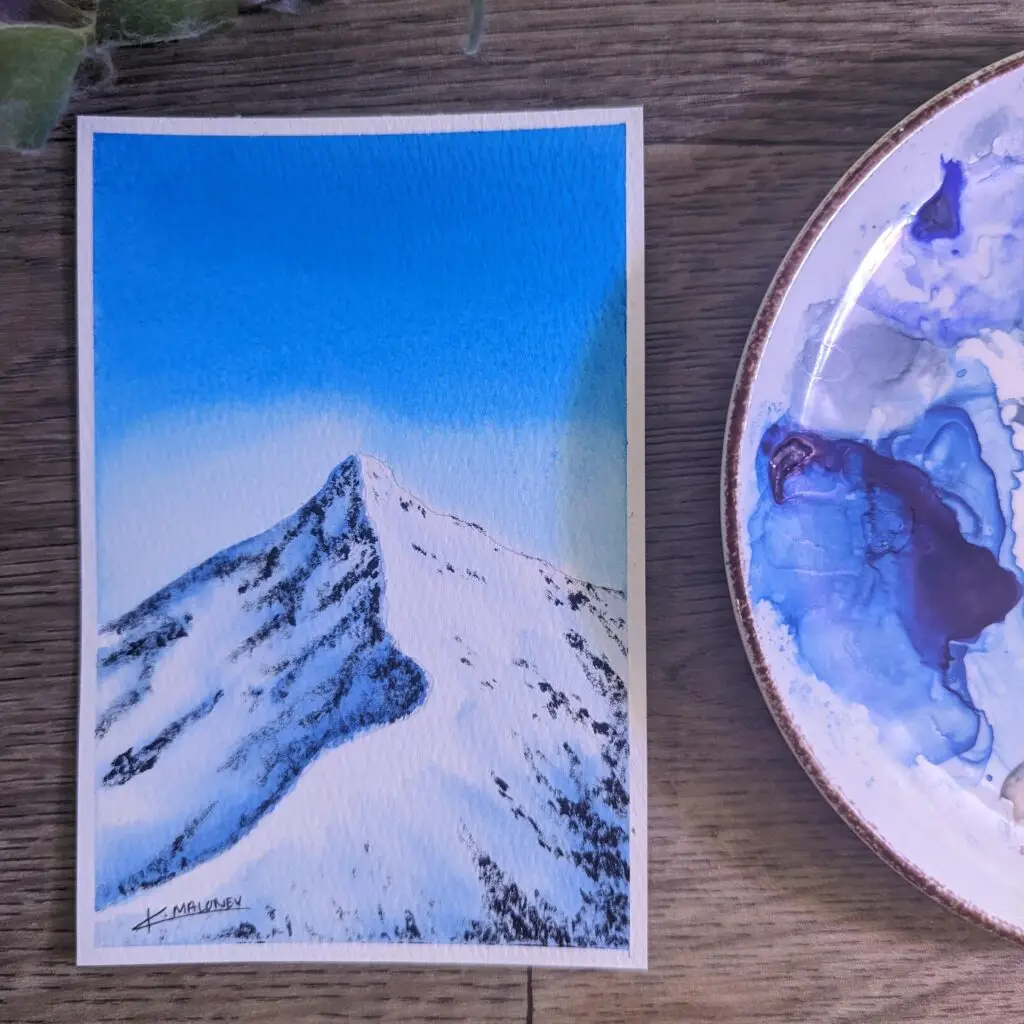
[741,105,1024,851]
[76,112,646,968]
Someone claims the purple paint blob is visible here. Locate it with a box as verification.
[769,431,1021,671]
[910,158,965,242]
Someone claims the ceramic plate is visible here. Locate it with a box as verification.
[724,52,1024,939]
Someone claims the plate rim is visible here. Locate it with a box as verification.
[721,48,1024,945]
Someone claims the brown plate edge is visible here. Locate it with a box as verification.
[721,49,1024,946]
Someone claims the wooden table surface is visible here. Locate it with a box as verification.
[4,1,1024,1020]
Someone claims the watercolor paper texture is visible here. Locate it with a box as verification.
[75,111,646,968]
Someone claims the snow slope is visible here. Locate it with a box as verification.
[92,455,630,948]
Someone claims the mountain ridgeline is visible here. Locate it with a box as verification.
[94,454,632,949]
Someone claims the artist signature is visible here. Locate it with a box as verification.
[132,896,248,933]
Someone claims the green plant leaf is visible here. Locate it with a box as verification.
[97,0,236,45]
[0,23,89,151]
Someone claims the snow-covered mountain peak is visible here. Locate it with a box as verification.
[93,453,631,950]
[318,451,384,500]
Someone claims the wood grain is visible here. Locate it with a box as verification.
[3,1,1024,1020]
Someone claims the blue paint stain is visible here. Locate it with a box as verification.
[877,404,1007,561]
[910,158,964,242]
[749,411,1020,769]
[750,128,1024,785]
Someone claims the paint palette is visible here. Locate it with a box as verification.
[725,54,1024,940]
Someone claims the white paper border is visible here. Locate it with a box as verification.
[75,109,647,969]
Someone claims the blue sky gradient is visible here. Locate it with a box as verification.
[94,128,626,444]
[92,125,629,618]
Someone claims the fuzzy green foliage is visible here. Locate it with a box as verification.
[0,22,89,149]
[0,0,486,153]
[2,0,245,152]
[96,0,235,46]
